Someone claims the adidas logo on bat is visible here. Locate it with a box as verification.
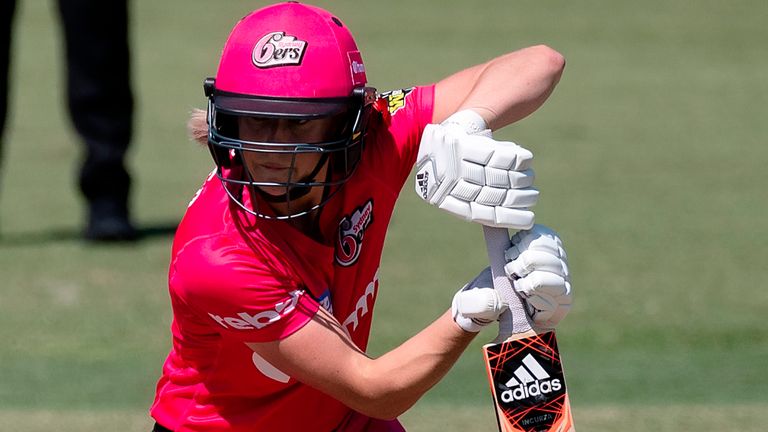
[500,353,562,403]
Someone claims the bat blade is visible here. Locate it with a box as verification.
[483,226,574,432]
[483,331,574,431]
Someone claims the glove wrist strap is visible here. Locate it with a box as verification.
[442,109,488,135]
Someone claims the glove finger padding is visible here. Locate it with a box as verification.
[503,224,572,329]
[415,122,538,230]
[515,271,571,299]
[506,225,566,261]
[523,294,571,329]
[452,267,507,333]
[505,250,568,279]
[454,288,504,319]
[516,273,572,329]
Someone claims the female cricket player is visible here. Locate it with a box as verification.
[150,2,571,431]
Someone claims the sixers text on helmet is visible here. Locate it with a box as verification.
[252,31,308,68]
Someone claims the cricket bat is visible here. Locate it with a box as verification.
[482,226,574,432]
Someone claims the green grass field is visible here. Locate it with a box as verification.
[1,1,766,431]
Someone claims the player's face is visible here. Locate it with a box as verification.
[238,116,334,197]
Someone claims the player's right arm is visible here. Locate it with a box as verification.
[170,234,486,420]
[245,233,570,420]
[247,307,475,420]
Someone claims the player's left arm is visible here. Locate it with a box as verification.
[414,45,565,230]
[432,44,565,130]
[417,47,571,325]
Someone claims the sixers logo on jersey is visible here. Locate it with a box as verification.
[335,199,374,266]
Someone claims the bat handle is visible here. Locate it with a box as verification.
[483,226,534,341]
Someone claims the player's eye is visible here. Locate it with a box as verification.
[289,119,311,127]
[249,117,272,127]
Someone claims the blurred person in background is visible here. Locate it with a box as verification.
[150,2,571,431]
[0,0,136,241]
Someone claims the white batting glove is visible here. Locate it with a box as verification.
[504,225,572,329]
[452,267,507,333]
[415,110,538,230]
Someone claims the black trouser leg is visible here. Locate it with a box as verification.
[0,0,17,169]
[57,0,134,218]
[152,422,173,432]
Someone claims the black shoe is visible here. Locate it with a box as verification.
[84,200,138,242]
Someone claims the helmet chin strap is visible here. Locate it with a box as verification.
[254,153,330,204]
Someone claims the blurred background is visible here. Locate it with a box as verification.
[0,1,766,431]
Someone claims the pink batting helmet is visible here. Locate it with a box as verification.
[215,1,368,102]
[204,2,377,219]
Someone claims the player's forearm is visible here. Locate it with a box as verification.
[247,307,474,420]
[465,45,565,130]
[434,45,565,130]
[354,310,475,419]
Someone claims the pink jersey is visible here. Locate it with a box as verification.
[151,85,435,431]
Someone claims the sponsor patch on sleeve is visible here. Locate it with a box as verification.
[207,290,303,331]
[378,88,414,115]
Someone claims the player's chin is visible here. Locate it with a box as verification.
[256,185,289,197]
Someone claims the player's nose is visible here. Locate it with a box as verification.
[264,119,295,144]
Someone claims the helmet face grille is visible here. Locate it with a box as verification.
[206,89,373,220]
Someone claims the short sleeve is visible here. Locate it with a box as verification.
[170,236,320,343]
[372,85,435,189]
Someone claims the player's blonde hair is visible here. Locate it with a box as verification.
[187,108,208,145]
